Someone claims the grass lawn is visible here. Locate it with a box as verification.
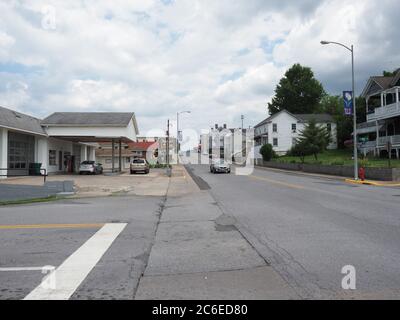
[275,149,400,168]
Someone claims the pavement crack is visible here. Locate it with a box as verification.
[131,177,171,299]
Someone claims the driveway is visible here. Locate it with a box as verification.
[0,169,171,201]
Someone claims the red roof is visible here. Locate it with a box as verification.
[127,141,158,151]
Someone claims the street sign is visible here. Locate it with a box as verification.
[343,91,353,115]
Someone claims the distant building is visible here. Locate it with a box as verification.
[254,109,337,156]
[96,141,158,170]
[95,136,178,168]
[199,124,250,162]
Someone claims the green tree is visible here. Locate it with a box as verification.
[319,94,366,148]
[295,118,331,160]
[268,64,325,115]
[259,144,276,161]
[288,140,312,163]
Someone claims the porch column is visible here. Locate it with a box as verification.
[118,139,122,172]
[396,88,399,110]
[89,147,96,161]
[111,139,115,173]
[0,128,8,179]
[81,145,88,161]
[36,137,49,174]
[376,120,379,155]
[381,93,384,107]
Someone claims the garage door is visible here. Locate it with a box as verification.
[8,132,35,176]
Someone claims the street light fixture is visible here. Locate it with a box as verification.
[321,40,358,180]
[177,110,191,164]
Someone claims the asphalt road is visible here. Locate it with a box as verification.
[185,164,400,299]
[0,196,164,299]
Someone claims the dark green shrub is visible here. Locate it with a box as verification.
[260,144,276,161]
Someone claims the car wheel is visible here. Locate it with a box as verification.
[145,169,149,174]
[79,171,82,175]
[130,170,134,174]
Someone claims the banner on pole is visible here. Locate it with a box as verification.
[343,91,353,115]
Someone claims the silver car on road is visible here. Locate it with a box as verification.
[210,159,231,174]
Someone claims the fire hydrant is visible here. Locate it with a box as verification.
[358,167,365,181]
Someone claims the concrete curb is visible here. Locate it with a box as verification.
[345,179,400,187]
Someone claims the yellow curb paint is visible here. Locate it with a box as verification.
[249,175,305,189]
[0,223,104,230]
[345,179,400,187]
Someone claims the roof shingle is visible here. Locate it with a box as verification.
[42,112,134,126]
[0,106,46,135]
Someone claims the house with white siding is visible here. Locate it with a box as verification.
[254,109,337,156]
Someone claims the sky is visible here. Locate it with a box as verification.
[0,0,399,145]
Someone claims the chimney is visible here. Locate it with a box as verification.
[215,124,218,129]
[223,124,227,129]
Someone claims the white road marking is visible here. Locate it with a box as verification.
[24,223,127,300]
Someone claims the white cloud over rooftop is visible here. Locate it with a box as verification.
[0,0,398,138]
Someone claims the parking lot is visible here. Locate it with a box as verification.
[0,168,171,200]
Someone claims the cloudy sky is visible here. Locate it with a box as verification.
[0,0,399,141]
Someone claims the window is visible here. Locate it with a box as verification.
[327,123,332,132]
[273,138,278,146]
[273,123,277,132]
[49,150,57,166]
[126,157,131,163]
[292,123,297,133]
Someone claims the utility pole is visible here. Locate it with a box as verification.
[167,119,170,167]
[241,115,244,129]
[321,40,358,180]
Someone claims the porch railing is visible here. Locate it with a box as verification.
[367,102,400,121]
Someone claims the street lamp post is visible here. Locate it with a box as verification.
[321,40,358,180]
[176,110,191,164]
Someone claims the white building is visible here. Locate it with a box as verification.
[199,124,252,163]
[254,109,337,156]
[0,106,138,178]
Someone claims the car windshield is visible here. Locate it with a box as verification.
[132,159,145,164]
[81,161,95,165]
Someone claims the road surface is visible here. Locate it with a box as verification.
[185,164,400,299]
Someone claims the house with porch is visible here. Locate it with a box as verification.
[0,106,138,178]
[358,69,400,158]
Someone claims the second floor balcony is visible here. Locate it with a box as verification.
[367,86,400,122]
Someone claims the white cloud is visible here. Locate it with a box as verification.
[0,0,398,143]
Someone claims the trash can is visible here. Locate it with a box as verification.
[29,163,42,176]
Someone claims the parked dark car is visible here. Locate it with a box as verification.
[130,158,150,174]
[79,161,103,175]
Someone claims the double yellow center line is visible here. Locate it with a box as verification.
[0,223,104,230]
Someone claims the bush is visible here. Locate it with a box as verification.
[259,144,276,161]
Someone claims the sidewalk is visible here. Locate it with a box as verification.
[135,165,298,299]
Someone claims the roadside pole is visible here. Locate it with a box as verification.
[166,119,171,177]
